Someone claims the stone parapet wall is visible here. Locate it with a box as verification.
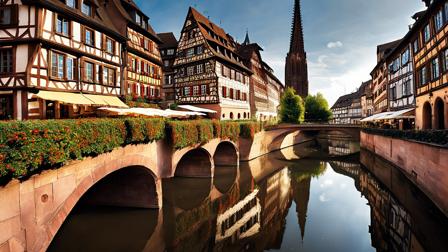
[360,131,448,215]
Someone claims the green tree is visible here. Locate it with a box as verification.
[304,93,333,122]
[279,87,305,124]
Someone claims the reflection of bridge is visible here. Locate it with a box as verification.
[0,123,362,252]
[275,124,361,140]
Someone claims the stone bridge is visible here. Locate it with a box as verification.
[0,124,359,252]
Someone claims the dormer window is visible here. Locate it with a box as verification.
[82,2,92,17]
[65,0,76,8]
[135,13,141,25]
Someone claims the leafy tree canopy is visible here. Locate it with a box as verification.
[279,87,305,124]
[304,93,333,122]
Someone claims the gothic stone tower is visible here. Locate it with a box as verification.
[285,0,309,98]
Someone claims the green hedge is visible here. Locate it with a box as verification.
[168,120,241,149]
[362,128,448,146]
[0,118,269,181]
[0,118,165,180]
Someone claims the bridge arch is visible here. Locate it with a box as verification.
[214,141,239,166]
[175,148,214,178]
[40,154,162,252]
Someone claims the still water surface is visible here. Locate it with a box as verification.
[48,139,448,252]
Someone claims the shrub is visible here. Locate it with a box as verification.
[362,128,448,146]
[239,121,262,139]
[220,121,240,142]
[168,120,200,149]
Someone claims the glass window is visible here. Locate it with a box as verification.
[423,24,431,42]
[196,45,203,54]
[0,49,13,74]
[167,49,175,55]
[197,64,203,74]
[106,38,114,54]
[401,49,410,65]
[82,2,92,16]
[431,57,440,80]
[84,28,94,46]
[66,57,74,80]
[201,85,207,95]
[66,0,76,8]
[164,60,170,67]
[103,67,115,86]
[444,49,448,71]
[56,15,69,36]
[57,54,64,78]
[435,10,444,31]
[85,62,94,82]
[420,66,428,86]
[186,48,195,57]
[193,86,199,96]
[135,13,141,25]
[0,5,15,26]
[187,66,194,76]
[184,86,190,96]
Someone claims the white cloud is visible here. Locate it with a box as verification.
[327,41,343,49]
[319,193,330,202]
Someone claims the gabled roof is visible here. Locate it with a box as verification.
[106,0,161,43]
[186,7,252,73]
[377,39,402,58]
[331,92,360,109]
[157,32,178,49]
[23,0,126,41]
[358,80,373,98]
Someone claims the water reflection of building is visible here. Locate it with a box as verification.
[327,139,360,156]
[215,189,261,242]
[359,170,416,252]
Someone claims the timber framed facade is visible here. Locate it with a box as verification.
[103,0,163,103]
[412,0,448,130]
[158,32,178,105]
[0,0,127,120]
[173,7,252,120]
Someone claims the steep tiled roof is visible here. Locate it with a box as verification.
[157,32,178,49]
[23,0,125,40]
[188,7,251,73]
[108,0,161,42]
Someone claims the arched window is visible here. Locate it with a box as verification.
[230,112,234,120]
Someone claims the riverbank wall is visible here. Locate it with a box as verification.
[360,131,448,216]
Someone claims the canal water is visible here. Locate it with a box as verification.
[48,137,448,252]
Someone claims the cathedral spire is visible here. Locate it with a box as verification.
[290,0,305,53]
[243,29,251,45]
[285,0,309,98]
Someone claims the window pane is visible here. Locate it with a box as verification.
[0,7,12,25]
[82,3,92,16]
[66,58,73,80]
[66,0,75,8]
[58,55,64,78]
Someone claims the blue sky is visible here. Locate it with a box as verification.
[135,0,426,105]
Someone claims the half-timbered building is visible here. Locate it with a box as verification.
[370,40,401,115]
[384,26,417,129]
[173,7,252,120]
[411,0,448,130]
[0,0,127,120]
[103,0,163,103]
[158,32,178,106]
[263,62,283,121]
[238,38,269,120]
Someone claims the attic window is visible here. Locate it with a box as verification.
[82,2,92,17]
[65,0,76,8]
